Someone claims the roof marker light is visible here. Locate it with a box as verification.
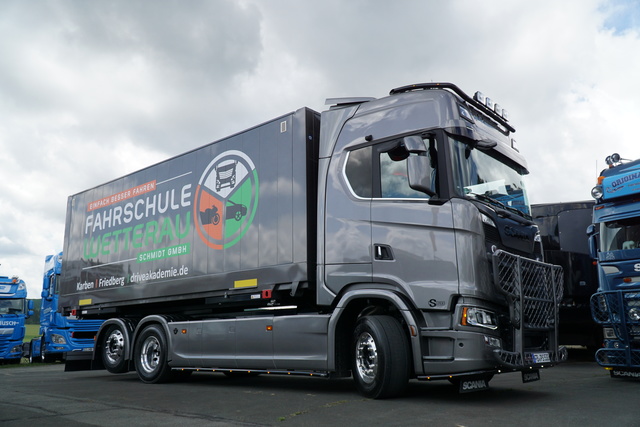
[485,97,494,110]
[474,91,509,121]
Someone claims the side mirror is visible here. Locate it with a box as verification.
[407,155,436,196]
[27,300,34,318]
[587,225,599,260]
[588,235,598,260]
[402,136,426,153]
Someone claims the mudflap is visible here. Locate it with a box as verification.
[522,369,540,383]
[64,351,94,372]
[456,375,493,393]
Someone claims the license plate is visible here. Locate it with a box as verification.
[532,352,551,364]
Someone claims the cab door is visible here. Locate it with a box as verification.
[369,138,458,310]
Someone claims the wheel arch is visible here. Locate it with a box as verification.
[93,317,137,370]
[327,287,424,376]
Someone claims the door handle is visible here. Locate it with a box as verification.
[374,244,394,261]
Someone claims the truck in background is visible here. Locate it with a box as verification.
[28,253,104,364]
[60,82,566,398]
[590,153,640,378]
[0,272,32,363]
[532,201,601,349]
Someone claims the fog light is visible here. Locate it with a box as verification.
[484,335,501,348]
[629,308,640,321]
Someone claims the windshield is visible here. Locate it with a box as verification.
[0,299,24,315]
[448,137,531,216]
[600,217,640,252]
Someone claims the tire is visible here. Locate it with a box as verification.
[28,339,38,364]
[40,337,53,363]
[102,325,129,373]
[352,315,410,399]
[134,324,172,384]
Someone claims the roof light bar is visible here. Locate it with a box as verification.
[474,91,509,121]
[388,83,514,133]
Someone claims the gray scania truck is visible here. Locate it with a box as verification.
[59,82,566,398]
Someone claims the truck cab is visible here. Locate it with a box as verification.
[590,154,640,377]
[29,253,103,364]
[0,274,32,363]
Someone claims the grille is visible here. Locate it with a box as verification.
[491,249,564,368]
[492,250,563,330]
[591,290,640,368]
[595,347,640,368]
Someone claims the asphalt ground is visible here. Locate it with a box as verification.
[1,349,638,427]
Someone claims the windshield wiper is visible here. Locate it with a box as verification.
[467,192,534,225]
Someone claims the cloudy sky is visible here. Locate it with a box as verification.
[1,0,639,296]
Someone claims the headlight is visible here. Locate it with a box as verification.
[461,307,498,330]
[591,185,603,199]
[51,334,67,345]
[9,344,23,354]
[629,308,640,322]
[481,213,496,228]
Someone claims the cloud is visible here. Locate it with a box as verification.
[1,0,640,297]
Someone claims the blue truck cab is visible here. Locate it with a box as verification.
[0,273,32,363]
[590,153,640,378]
[29,253,103,364]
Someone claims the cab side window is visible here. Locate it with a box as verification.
[345,145,373,198]
[345,137,435,199]
[379,152,428,199]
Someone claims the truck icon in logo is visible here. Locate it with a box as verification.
[215,161,238,191]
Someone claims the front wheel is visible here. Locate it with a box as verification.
[102,325,129,373]
[41,337,58,363]
[352,315,410,399]
[134,324,172,383]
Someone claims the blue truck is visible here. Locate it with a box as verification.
[590,153,640,378]
[29,253,103,364]
[0,272,32,363]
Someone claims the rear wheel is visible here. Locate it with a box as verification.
[102,325,128,373]
[352,315,410,399]
[134,324,172,383]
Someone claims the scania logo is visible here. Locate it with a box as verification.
[504,226,529,240]
[461,379,488,391]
